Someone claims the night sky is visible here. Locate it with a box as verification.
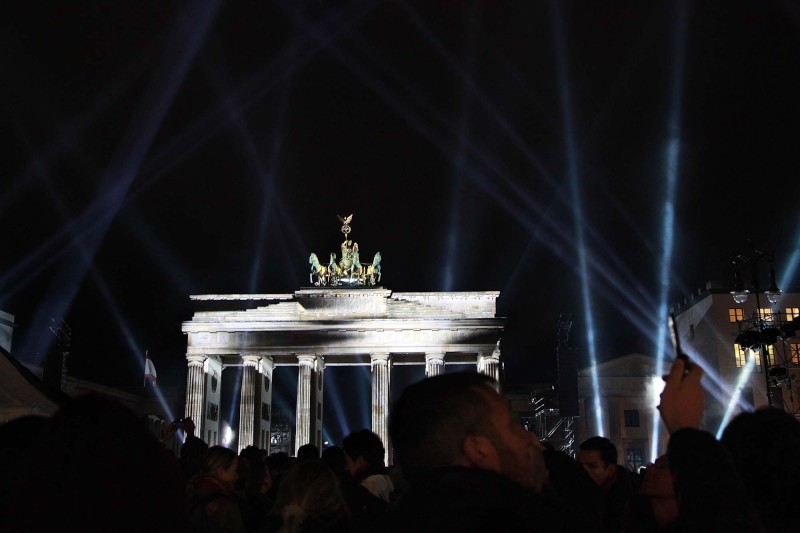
[3,1,799,441]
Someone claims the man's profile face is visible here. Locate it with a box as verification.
[577,449,615,488]
[477,386,547,491]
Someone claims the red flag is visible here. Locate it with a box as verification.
[144,350,157,386]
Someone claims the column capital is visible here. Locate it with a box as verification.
[478,349,500,363]
[425,352,445,378]
[297,354,324,372]
[187,354,207,367]
[259,356,275,375]
[370,352,390,364]
[297,354,317,366]
[241,354,260,367]
[425,352,445,363]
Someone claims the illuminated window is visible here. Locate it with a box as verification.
[791,344,800,366]
[735,345,770,369]
[787,308,800,321]
[729,308,744,322]
[758,308,773,321]
[626,448,644,472]
[766,345,776,366]
[734,345,749,367]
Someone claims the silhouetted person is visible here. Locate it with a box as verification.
[721,408,800,533]
[181,430,210,483]
[1,394,192,532]
[266,451,293,503]
[623,454,678,532]
[0,415,48,523]
[265,460,350,533]
[342,429,393,503]
[579,436,637,531]
[296,443,319,462]
[187,445,245,533]
[658,358,762,532]
[239,446,273,533]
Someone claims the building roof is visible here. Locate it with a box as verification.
[579,353,657,378]
[0,346,68,422]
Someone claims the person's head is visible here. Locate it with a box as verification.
[274,461,348,532]
[320,445,347,475]
[389,372,547,491]
[342,429,385,478]
[296,443,320,462]
[240,446,269,493]
[1,394,191,531]
[721,407,800,532]
[578,436,618,489]
[202,446,238,487]
[639,455,674,499]
[636,454,678,527]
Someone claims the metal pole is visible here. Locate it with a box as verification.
[752,266,774,408]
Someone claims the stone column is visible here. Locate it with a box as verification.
[295,355,324,455]
[477,346,501,388]
[258,357,274,450]
[371,352,391,464]
[424,352,445,377]
[185,355,207,431]
[238,354,260,452]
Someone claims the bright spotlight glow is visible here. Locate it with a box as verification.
[228,366,243,424]
[715,350,757,439]
[651,0,688,460]
[646,375,666,413]
[223,423,235,447]
[645,374,666,462]
[6,1,221,368]
[149,383,176,424]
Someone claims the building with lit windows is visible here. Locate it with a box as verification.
[576,353,665,471]
[575,282,799,468]
[673,281,800,430]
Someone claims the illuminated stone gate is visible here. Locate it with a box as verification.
[182,289,503,454]
[182,217,504,455]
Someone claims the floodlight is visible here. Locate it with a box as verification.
[731,290,750,304]
[765,265,781,304]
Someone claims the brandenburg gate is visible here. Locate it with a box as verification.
[182,216,505,455]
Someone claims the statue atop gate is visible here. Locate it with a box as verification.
[309,214,382,287]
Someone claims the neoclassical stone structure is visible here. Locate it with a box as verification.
[182,288,504,455]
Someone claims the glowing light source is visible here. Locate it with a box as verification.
[650,0,688,461]
[765,264,782,304]
[731,290,750,304]
[223,424,235,447]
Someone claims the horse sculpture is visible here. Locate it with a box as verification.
[309,253,328,286]
[327,253,340,285]
[366,251,382,284]
[348,250,363,283]
[308,248,380,287]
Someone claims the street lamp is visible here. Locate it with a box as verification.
[730,248,782,407]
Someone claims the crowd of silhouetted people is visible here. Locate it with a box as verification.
[2,360,799,532]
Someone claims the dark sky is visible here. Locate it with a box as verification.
[3,1,800,440]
